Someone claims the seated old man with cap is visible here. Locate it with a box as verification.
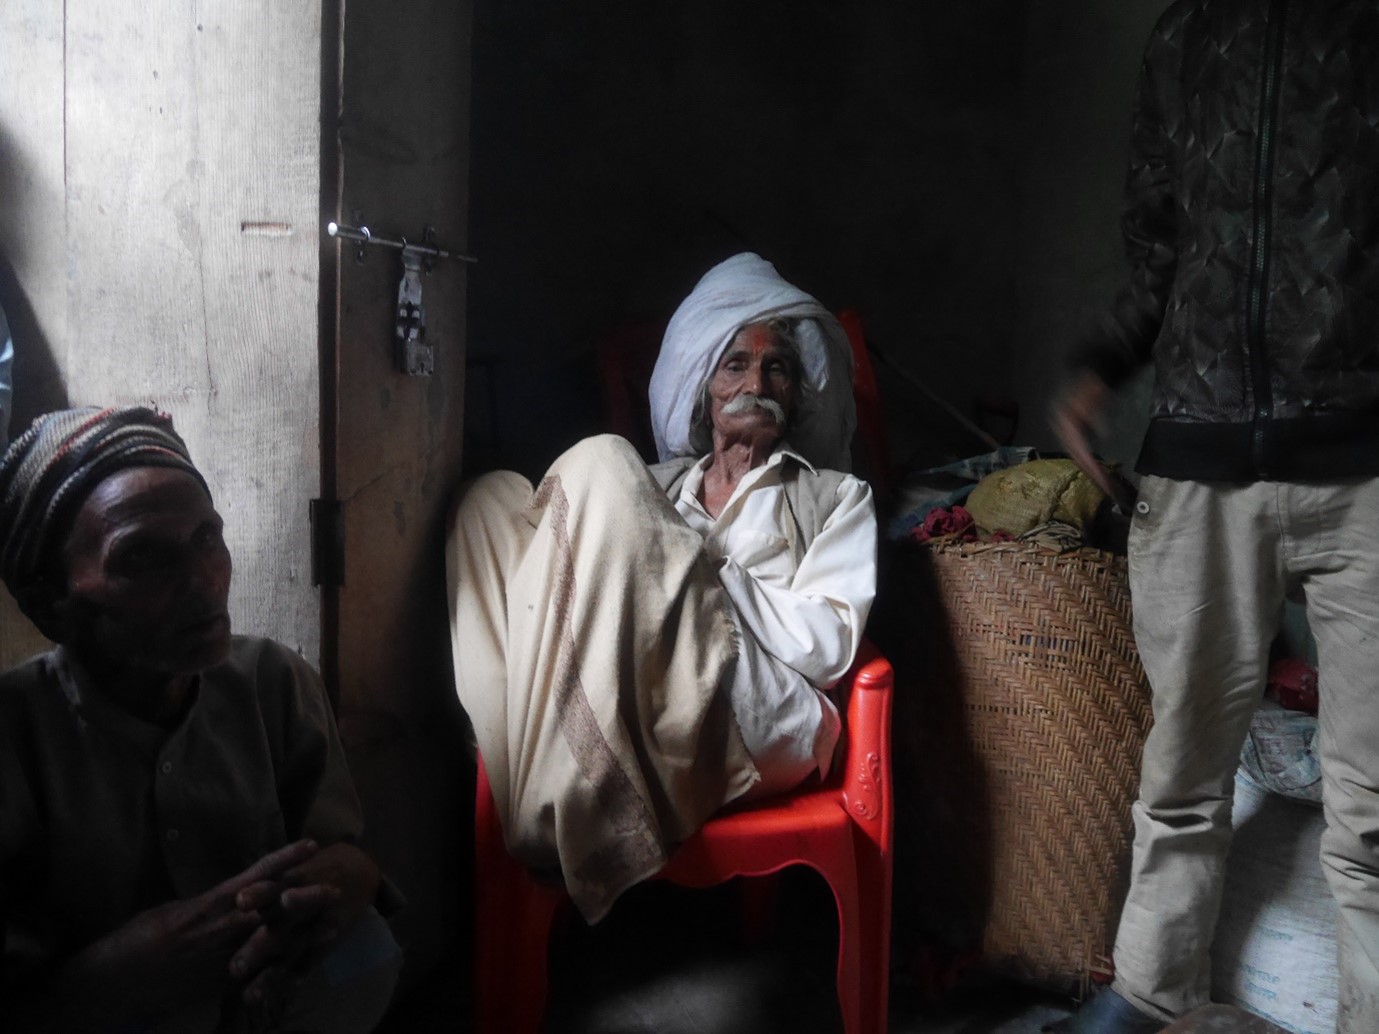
[0,407,401,1033]
[448,252,877,922]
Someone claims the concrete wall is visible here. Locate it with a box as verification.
[1013,0,1168,466]
[466,0,1031,480]
[466,1,1175,484]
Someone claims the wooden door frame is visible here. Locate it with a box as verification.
[318,0,344,703]
[313,0,474,992]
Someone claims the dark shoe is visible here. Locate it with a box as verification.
[1041,988,1167,1033]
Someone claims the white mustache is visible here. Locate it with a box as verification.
[722,394,787,425]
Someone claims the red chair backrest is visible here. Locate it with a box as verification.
[595,320,662,462]
[835,307,892,503]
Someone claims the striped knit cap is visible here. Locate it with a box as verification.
[0,406,209,596]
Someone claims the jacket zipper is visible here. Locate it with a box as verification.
[1247,0,1289,477]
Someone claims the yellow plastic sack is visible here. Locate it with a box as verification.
[964,459,1107,538]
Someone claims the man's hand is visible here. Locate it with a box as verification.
[230,842,383,1012]
[1051,370,1119,500]
[16,840,320,1031]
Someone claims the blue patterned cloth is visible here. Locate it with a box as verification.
[0,304,12,450]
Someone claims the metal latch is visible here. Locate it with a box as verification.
[327,218,477,377]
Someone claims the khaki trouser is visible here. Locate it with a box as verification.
[1112,476,1379,1031]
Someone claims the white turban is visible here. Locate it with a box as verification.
[648,253,856,472]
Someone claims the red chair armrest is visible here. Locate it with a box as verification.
[840,640,894,853]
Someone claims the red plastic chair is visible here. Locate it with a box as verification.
[473,309,895,1032]
[473,641,894,1034]
[594,320,664,462]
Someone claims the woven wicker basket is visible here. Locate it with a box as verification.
[889,539,1153,996]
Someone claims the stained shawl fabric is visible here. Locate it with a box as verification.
[0,406,208,597]
[447,436,759,922]
[649,252,856,472]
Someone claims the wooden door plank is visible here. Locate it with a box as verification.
[1,3,321,666]
[331,0,473,989]
[59,0,323,659]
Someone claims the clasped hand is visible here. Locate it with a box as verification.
[230,839,382,1008]
[67,838,381,1027]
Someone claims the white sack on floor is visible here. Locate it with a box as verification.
[1211,769,1337,1034]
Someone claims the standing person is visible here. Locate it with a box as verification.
[1051,2,1379,1031]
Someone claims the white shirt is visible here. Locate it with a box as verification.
[673,444,877,793]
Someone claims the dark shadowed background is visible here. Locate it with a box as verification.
[464,0,1163,483]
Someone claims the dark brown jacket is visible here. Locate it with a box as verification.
[1077,0,1379,480]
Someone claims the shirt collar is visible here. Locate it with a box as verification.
[772,441,817,474]
[679,441,815,507]
[689,440,815,473]
[50,645,195,756]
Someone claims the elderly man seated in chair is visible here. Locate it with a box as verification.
[0,407,401,1033]
[449,252,877,922]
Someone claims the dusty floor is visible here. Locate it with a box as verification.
[379,871,1075,1033]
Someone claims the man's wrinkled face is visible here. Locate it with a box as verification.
[59,466,232,679]
[706,323,798,444]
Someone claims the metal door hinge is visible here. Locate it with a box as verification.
[310,498,345,588]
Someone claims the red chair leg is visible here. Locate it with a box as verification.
[854,852,893,1034]
[827,871,865,1034]
[474,757,564,1033]
[475,849,564,1033]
